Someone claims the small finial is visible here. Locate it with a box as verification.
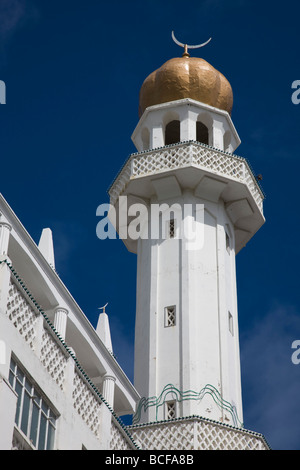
[98,302,108,314]
[171,31,212,57]
[183,44,189,58]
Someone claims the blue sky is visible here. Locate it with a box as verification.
[0,0,300,450]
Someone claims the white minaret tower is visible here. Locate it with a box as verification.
[108,35,265,429]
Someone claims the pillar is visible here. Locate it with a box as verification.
[54,307,68,341]
[102,374,116,408]
[99,374,116,449]
[211,120,225,150]
[0,222,12,256]
[180,108,196,141]
[151,124,164,149]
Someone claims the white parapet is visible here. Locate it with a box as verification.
[128,416,270,450]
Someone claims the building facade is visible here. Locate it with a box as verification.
[0,196,139,450]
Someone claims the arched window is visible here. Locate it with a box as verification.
[165,120,180,145]
[196,121,209,145]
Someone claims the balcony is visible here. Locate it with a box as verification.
[109,141,265,253]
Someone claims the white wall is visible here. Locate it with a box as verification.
[133,193,243,426]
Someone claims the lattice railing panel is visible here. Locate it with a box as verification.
[128,417,269,450]
[6,280,38,350]
[72,370,102,437]
[132,145,191,177]
[109,142,264,213]
[195,421,266,450]
[130,421,194,450]
[40,329,68,390]
[110,419,136,450]
[191,144,245,179]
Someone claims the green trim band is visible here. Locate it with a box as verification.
[132,383,242,427]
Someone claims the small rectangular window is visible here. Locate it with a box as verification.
[166,401,176,420]
[228,311,234,336]
[169,219,175,239]
[165,305,176,327]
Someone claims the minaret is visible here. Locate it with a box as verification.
[108,36,265,428]
[96,304,113,354]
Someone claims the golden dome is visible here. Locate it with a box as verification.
[138,55,233,117]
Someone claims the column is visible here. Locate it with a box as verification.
[151,124,164,149]
[102,374,116,408]
[0,222,12,256]
[180,109,196,141]
[54,307,68,341]
[211,120,225,151]
[99,374,116,449]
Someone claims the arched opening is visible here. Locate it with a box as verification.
[165,120,180,145]
[196,121,209,145]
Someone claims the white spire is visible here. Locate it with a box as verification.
[96,304,113,354]
[38,228,55,270]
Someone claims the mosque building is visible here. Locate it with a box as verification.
[0,34,270,450]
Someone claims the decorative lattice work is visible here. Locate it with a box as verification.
[195,420,266,450]
[6,280,38,350]
[109,142,264,213]
[166,401,176,419]
[192,143,244,178]
[128,417,269,451]
[110,419,136,450]
[132,145,191,177]
[72,371,102,437]
[40,329,68,390]
[169,219,175,238]
[165,306,176,327]
[129,420,195,450]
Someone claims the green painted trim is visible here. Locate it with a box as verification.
[132,383,242,427]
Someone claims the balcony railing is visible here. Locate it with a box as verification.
[109,141,264,213]
[128,415,270,450]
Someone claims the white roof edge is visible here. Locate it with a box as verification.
[0,193,140,402]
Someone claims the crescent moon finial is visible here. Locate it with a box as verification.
[171,31,212,57]
[98,302,109,314]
